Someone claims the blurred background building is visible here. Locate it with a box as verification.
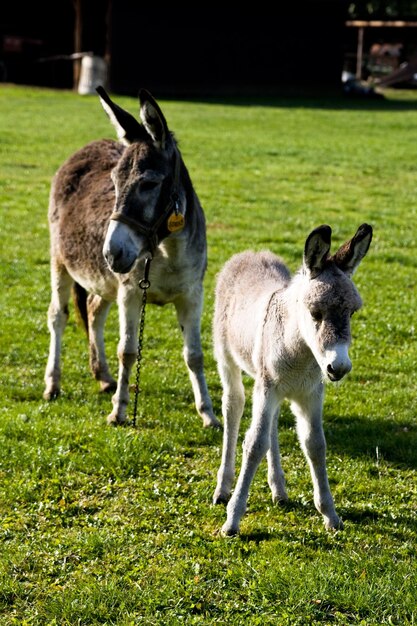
[1,1,416,96]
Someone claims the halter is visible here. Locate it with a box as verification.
[110,149,183,427]
[109,148,183,255]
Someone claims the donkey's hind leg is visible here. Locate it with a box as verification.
[175,292,221,428]
[87,294,116,393]
[213,354,245,505]
[44,261,73,400]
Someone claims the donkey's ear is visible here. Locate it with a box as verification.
[332,223,373,276]
[303,225,332,278]
[139,88,170,150]
[96,86,143,145]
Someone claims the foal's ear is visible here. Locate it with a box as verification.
[96,86,143,145]
[139,88,170,150]
[303,225,332,278]
[332,223,373,276]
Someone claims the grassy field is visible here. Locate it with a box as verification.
[0,84,416,625]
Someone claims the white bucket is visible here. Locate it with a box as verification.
[78,55,107,95]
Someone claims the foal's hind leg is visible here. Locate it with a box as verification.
[267,408,288,504]
[87,294,117,393]
[213,354,245,504]
[175,292,221,428]
[44,261,73,400]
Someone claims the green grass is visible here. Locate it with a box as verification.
[0,84,416,625]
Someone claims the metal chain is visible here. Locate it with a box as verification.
[131,257,152,428]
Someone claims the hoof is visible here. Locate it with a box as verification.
[220,523,239,537]
[106,412,128,427]
[43,387,60,401]
[213,492,230,506]
[271,493,289,506]
[202,414,223,430]
[99,379,117,393]
[325,516,344,531]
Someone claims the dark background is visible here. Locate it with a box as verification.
[0,1,347,95]
[1,1,416,95]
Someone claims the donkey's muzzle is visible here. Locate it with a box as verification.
[103,220,149,274]
[104,247,136,274]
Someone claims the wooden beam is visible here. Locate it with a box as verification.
[346,20,417,28]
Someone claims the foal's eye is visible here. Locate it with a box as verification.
[311,310,323,323]
[140,180,159,192]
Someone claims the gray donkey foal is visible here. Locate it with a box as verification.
[213,224,372,535]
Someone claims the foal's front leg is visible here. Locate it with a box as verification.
[291,390,343,530]
[222,379,279,536]
[213,355,245,504]
[175,291,221,428]
[107,286,139,425]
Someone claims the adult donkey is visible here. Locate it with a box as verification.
[213,224,372,535]
[44,87,219,428]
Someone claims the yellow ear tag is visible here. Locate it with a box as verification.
[167,212,185,233]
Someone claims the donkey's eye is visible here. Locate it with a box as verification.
[140,180,159,192]
[311,310,323,323]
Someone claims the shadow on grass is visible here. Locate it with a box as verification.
[236,499,417,545]
[324,413,417,470]
[167,90,417,112]
[239,530,274,544]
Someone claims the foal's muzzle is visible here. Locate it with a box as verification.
[324,344,352,382]
[326,362,352,382]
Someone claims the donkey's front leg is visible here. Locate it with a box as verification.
[107,287,139,425]
[222,379,279,536]
[175,292,221,428]
[291,390,343,530]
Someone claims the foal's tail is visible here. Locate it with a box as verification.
[72,282,89,338]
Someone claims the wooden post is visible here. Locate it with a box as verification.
[356,26,364,80]
[73,0,82,90]
[104,0,112,89]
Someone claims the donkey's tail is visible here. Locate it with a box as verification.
[72,282,89,338]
